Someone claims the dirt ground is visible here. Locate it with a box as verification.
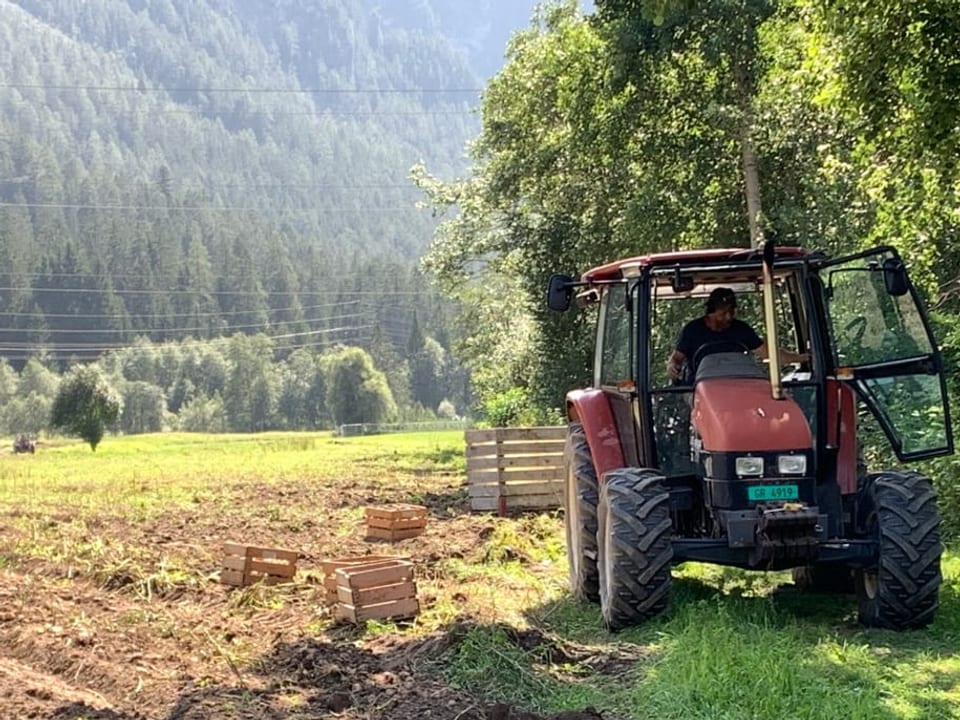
[0,468,618,720]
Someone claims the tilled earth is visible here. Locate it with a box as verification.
[0,469,620,720]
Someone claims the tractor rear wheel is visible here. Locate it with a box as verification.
[597,467,673,630]
[855,471,942,629]
[564,423,599,602]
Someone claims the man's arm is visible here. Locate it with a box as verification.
[666,350,686,381]
[752,342,810,365]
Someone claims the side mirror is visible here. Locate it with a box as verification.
[546,274,576,312]
[883,257,909,296]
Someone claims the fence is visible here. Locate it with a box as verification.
[338,420,468,437]
[464,426,567,514]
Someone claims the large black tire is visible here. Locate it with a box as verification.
[564,423,600,602]
[855,471,942,630]
[597,467,673,630]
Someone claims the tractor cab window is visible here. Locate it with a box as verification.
[827,255,932,366]
[598,283,633,387]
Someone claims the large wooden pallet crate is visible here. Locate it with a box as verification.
[465,426,566,514]
[320,555,408,604]
[365,504,428,540]
[333,559,419,624]
[220,543,298,587]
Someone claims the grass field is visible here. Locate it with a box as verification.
[0,431,958,719]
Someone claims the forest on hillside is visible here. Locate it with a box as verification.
[0,0,556,427]
[0,0,531,369]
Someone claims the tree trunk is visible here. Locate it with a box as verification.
[734,62,764,248]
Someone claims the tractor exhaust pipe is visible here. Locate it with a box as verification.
[762,240,784,400]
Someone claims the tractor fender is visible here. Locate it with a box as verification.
[566,389,625,479]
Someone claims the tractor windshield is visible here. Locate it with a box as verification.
[647,269,813,476]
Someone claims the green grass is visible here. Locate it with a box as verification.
[442,554,960,719]
[0,430,462,517]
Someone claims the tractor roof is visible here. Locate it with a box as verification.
[582,246,810,283]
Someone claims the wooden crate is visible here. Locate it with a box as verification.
[465,427,567,514]
[365,504,428,540]
[333,559,419,624]
[220,543,298,587]
[320,555,408,604]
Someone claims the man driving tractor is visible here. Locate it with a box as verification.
[666,286,810,384]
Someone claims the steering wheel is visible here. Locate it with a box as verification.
[842,316,867,345]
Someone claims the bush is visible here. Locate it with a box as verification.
[481,387,536,427]
[178,393,228,433]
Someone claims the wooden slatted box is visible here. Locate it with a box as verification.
[320,555,407,604]
[334,559,419,624]
[365,504,428,540]
[220,543,298,587]
[465,427,567,514]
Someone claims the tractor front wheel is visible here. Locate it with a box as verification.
[597,467,673,630]
[564,423,600,602]
[855,471,942,630]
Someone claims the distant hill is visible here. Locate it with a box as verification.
[0,0,556,364]
[363,0,544,79]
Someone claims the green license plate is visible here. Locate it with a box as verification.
[747,484,799,502]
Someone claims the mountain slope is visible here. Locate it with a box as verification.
[0,0,509,363]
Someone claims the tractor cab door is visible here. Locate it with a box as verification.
[819,246,953,460]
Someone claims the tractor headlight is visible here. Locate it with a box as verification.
[735,457,764,476]
[777,454,807,475]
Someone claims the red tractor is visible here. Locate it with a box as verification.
[547,243,952,630]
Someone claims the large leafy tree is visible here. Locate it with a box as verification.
[421,1,796,407]
[50,365,122,451]
[324,346,397,427]
[422,0,960,415]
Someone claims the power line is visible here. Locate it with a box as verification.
[60,109,476,118]
[0,83,483,94]
[0,323,375,352]
[0,311,367,335]
[0,299,361,319]
[0,286,432,297]
[0,201,420,213]
[0,180,421,190]
[0,331,376,361]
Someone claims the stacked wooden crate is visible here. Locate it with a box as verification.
[464,427,567,514]
[321,556,419,624]
[365,504,428,540]
[320,555,404,604]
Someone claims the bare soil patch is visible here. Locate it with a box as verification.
[0,459,617,719]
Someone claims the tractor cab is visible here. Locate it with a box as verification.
[548,244,952,630]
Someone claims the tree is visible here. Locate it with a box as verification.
[50,365,121,450]
[324,346,397,427]
[223,333,277,432]
[119,381,166,434]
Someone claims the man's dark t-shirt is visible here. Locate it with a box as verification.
[676,318,762,383]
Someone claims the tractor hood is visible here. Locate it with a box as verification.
[693,378,813,453]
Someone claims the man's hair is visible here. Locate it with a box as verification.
[705,287,736,313]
